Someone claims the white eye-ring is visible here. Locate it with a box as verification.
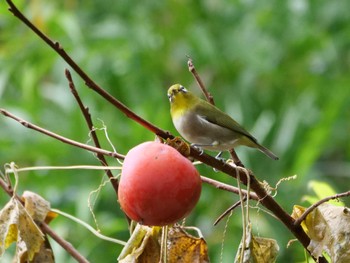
[179,85,188,93]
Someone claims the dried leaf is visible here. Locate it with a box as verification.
[21,192,55,262]
[167,226,209,263]
[166,137,191,157]
[118,224,209,263]
[292,203,350,262]
[0,198,45,262]
[250,237,279,263]
[235,224,279,263]
[137,227,161,263]
[291,205,308,232]
[44,211,58,225]
[30,237,55,263]
[22,191,51,223]
[118,224,155,262]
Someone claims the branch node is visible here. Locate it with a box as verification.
[187,56,195,72]
[54,41,62,49]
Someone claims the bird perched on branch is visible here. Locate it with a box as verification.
[167,84,278,160]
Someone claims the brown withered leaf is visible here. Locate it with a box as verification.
[166,137,191,157]
[167,226,209,263]
[118,224,157,262]
[136,227,161,263]
[235,223,279,263]
[250,237,279,263]
[29,237,55,263]
[19,191,56,262]
[22,191,52,223]
[118,224,209,263]
[0,198,45,262]
[292,203,350,262]
[21,191,58,224]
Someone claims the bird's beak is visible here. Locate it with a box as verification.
[167,92,173,103]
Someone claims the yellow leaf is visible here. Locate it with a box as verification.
[167,227,209,263]
[235,223,279,263]
[118,224,154,262]
[118,224,209,263]
[250,237,279,263]
[291,205,309,233]
[29,237,55,263]
[22,191,51,223]
[0,198,45,262]
[137,227,161,263]
[293,203,350,262]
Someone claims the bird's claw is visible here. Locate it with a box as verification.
[215,151,226,162]
[190,144,204,155]
[213,152,226,172]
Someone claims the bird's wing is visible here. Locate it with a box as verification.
[194,102,258,143]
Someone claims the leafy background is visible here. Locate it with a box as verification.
[1,0,349,262]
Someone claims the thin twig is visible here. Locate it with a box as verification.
[0,176,15,197]
[0,108,124,160]
[51,208,127,246]
[237,168,246,263]
[229,149,245,168]
[65,69,120,194]
[213,197,247,226]
[40,223,89,263]
[294,190,350,227]
[187,56,215,105]
[5,165,122,173]
[201,176,258,200]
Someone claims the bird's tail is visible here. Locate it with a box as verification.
[256,144,279,160]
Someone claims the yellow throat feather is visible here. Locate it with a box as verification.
[168,84,199,119]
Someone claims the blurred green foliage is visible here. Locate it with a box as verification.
[1,0,350,262]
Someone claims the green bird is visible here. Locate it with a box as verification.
[167,84,278,160]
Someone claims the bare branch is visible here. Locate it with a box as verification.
[40,223,89,263]
[64,69,120,193]
[201,176,258,200]
[0,176,15,197]
[187,56,215,104]
[64,69,130,223]
[0,108,124,160]
[213,197,247,226]
[294,190,350,227]
[229,148,245,168]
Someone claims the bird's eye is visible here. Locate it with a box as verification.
[179,85,188,93]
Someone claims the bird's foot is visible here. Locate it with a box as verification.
[212,152,227,172]
[215,151,226,162]
[190,144,204,155]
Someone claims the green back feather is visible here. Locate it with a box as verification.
[193,99,258,143]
